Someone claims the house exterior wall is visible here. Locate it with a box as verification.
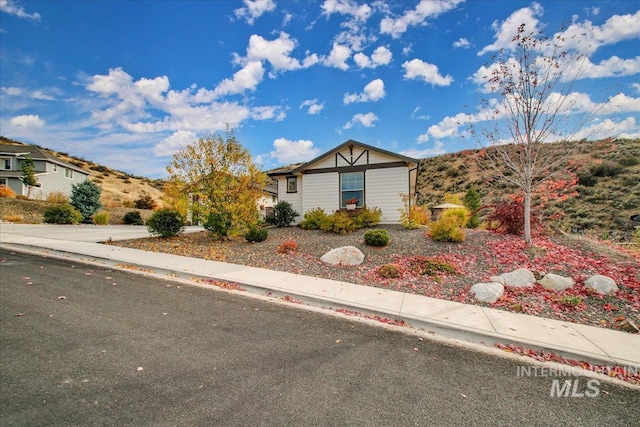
[364,167,409,223]
[0,155,88,200]
[277,176,303,220]
[302,172,339,215]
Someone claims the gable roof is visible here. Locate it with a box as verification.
[0,143,88,174]
[291,139,418,174]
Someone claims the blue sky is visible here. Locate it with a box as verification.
[1,0,638,179]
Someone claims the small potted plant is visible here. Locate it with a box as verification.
[345,197,359,211]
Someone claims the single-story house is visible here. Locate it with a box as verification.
[268,140,419,224]
[0,143,89,199]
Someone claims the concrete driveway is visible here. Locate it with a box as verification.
[0,223,204,242]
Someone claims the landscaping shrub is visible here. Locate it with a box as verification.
[400,204,430,229]
[245,227,268,243]
[43,204,82,224]
[364,228,390,247]
[377,264,402,279]
[146,208,185,238]
[486,200,540,235]
[429,211,466,242]
[408,256,456,276]
[320,211,357,234]
[46,191,68,204]
[134,191,157,210]
[273,201,298,228]
[204,211,232,240]
[0,185,16,198]
[123,210,144,225]
[299,208,327,230]
[70,180,103,223]
[463,186,481,229]
[92,210,110,225]
[352,206,382,228]
[277,239,298,254]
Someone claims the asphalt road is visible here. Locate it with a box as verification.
[1,249,638,426]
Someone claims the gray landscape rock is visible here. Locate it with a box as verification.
[584,274,618,295]
[538,273,575,292]
[490,268,535,288]
[320,246,365,266]
[469,282,504,303]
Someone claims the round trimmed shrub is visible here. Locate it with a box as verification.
[123,210,144,225]
[146,208,185,238]
[43,204,82,224]
[364,228,390,247]
[245,227,268,243]
[299,207,327,230]
[92,210,110,225]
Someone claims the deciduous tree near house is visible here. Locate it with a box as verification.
[471,23,602,246]
[20,155,37,199]
[165,128,267,239]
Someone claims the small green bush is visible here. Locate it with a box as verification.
[123,210,144,225]
[245,227,268,243]
[300,208,327,230]
[353,207,382,228]
[92,210,110,225]
[273,201,299,228]
[146,209,185,238]
[618,156,639,167]
[320,211,356,234]
[134,191,158,210]
[364,228,390,247]
[204,211,232,240]
[43,204,82,224]
[400,204,430,229]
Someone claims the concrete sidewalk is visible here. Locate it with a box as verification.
[1,224,639,369]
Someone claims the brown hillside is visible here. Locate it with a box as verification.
[0,136,166,209]
[416,138,640,238]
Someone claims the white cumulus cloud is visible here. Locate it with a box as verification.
[234,0,276,25]
[269,138,320,164]
[300,99,324,114]
[453,37,470,49]
[213,61,265,97]
[353,46,392,69]
[154,130,198,157]
[323,43,352,70]
[0,0,41,21]
[478,2,544,55]
[343,79,386,104]
[403,59,453,86]
[380,0,464,39]
[10,114,44,128]
[343,112,379,129]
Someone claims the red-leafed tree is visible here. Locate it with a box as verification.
[471,23,603,246]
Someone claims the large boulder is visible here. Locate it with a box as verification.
[320,246,365,266]
[470,282,504,303]
[538,273,575,292]
[490,268,535,288]
[584,275,618,295]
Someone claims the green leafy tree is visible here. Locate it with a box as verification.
[166,127,266,239]
[20,155,37,199]
[463,186,481,228]
[70,180,103,223]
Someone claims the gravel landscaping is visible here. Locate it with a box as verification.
[108,226,640,333]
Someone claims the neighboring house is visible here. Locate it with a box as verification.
[257,178,278,219]
[0,143,89,199]
[268,140,419,224]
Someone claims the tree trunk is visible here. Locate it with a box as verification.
[524,186,532,246]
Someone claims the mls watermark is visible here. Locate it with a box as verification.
[516,365,638,397]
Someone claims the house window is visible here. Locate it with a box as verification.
[341,171,364,208]
[287,176,297,193]
[65,168,74,179]
[53,164,58,172]
[0,178,7,186]
[1,158,10,170]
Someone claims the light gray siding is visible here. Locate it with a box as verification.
[277,176,303,220]
[302,173,339,215]
[365,167,409,223]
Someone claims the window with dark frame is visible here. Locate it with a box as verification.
[340,171,364,208]
[2,158,10,170]
[286,176,297,193]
